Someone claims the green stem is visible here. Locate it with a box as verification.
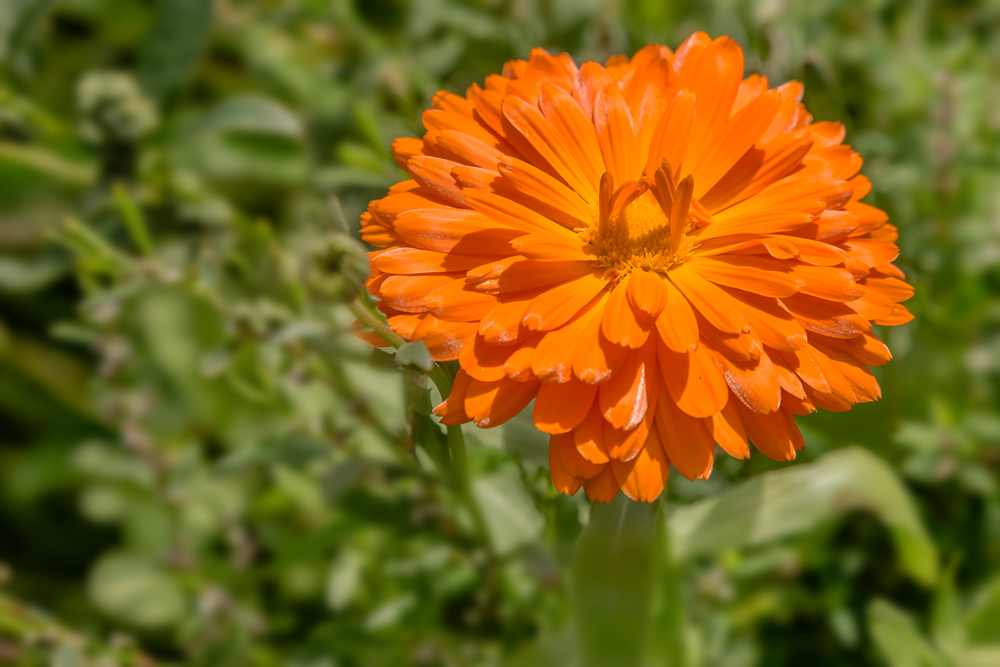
[446,423,489,541]
[350,296,489,542]
[350,297,404,348]
[655,499,688,666]
[574,496,658,667]
[0,142,95,185]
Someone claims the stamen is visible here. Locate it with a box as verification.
[583,169,702,277]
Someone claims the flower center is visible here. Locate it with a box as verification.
[582,189,697,275]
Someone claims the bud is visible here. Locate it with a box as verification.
[303,234,370,303]
[77,71,159,146]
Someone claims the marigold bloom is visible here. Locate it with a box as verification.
[359,33,914,503]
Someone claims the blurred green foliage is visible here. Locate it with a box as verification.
[1,0,998,665]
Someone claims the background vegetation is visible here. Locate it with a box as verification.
[1,0,999,665]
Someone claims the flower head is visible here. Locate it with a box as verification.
[360,33,914,503]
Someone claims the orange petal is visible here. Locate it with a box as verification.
[522,273,608,332]
[573,293,629,384]
[688,255,803,299]
[381,274,462,313]
[424,280,497,321]
[696,210,814,241]
[531,304,596,382]
[372,247,501,274]
[645,90,695,176]
[655,280,700,352]
[658,340,729,418]
[690,90,781,196]
[551,432,604,481]
[711,399,750,459]
[574,61,615,120]
[682,37,745,170]
[539,82,606,188]
[412,316,478,362]
[669,268,747,334]
[464,378,539,428]
[459,334,519,382]
[462,188,573,236]
[782,294,870,338]
[501,340,542,383]
[405,156,468,207]
[612,428,670,502]
[573,407,611,464]
[492,259,598,293]
[549,436,584,495]
[480,298,532,344]
[791,264,864,302]
[873,303,914,326]
[604,410,653,463]
[594,82,640,183]
[433,370,473,425]
[713,346,782,414]
[626,268,668,318]
[812,332,892,367]
[602,275,653,349]
[720,288,808,352]
[498,157,594,229]
[598,345,653,430]
[534,379,598,434]
[510,234,597,262]
[583,465,620,503]
[427,129,505,169]
[655,391,716,481]
[737,404,803,462]
[697,320,762,363]
[809,339,882,403]
[502,95,598,202]
[394,209,522,254]
[863,272,915,304]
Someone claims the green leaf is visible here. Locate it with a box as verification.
[88,552,186,630]
[668,447,939,585]
[504,629,578,667]
[394,340,433,371]
[965,577,1000,643]
[472,465,544,556]
[138,0,213,99]
[868,599,945,667]
[326,548,364,612]
[501,402,550,468]
[573,496,657,667]
[112,184,153,255]
[0,254,66,292]
[958,647,1000,667]
[1,0,57,63]
[196,95,304,140]
[931,559,966,659]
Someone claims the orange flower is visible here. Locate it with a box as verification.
[359,33,914,503]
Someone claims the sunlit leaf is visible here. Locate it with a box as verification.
[473,464,545,556]
[668,447,939,585]
[965,577,1000,644]
[87,553,186,630]
[868,598,945,667]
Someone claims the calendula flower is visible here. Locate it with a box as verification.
[358,33,913,503]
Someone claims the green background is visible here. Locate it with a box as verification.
[1,0,998,665]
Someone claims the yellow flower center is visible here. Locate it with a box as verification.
[582,190,697,275]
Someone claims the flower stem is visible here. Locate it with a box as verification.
[350,296,489,542]
[350,297,404,348]
[445,423,489,540]
[656,499,688,666]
